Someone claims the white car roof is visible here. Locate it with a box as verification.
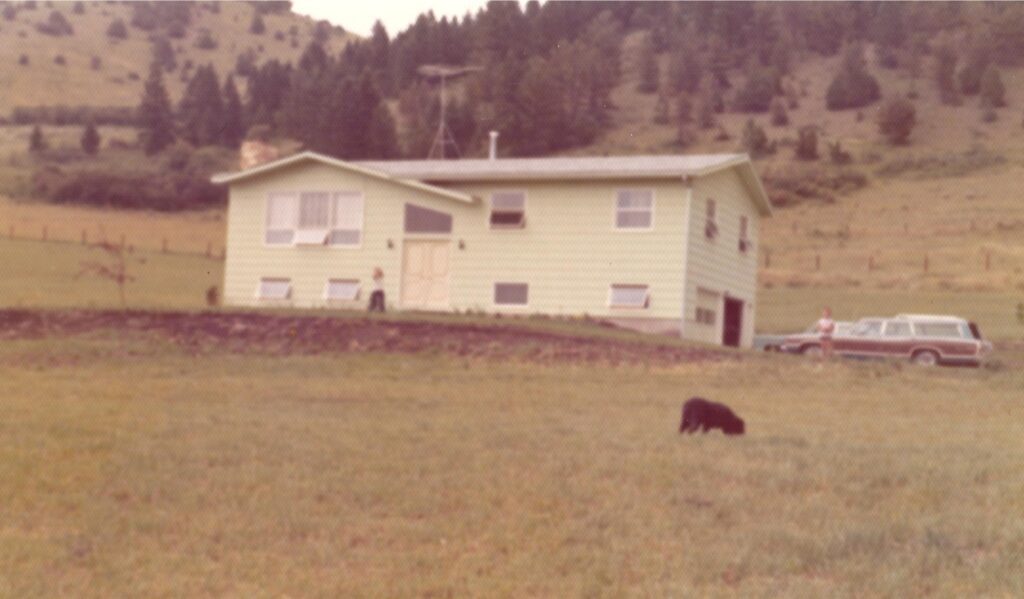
[893,314,968,322]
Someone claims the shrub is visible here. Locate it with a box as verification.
[29,125,47,153]
[770,97,789,126]
[934,43,961,106]
[741,119,774,157]
[36,10,73,36]
[72,1,84,15]
[195,28,217,50]
[979,66,1006,108]
[18,54,28,66]
[876,96,916,145]
[250,14,265,35]
[761,166,867,207]
[733,68,778,113]
[53,54,66,66]
[38,167,226,211]
[2,5,16,21]
[795,126,818,160]
[826,46,881,110]
[80,121,100,154]
[981,97,998,123]
[90,56,101,70]
[828,141,853,165]
[106,19,127,40]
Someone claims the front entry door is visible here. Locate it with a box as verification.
[722,297,744,348]
[401,240,451,309]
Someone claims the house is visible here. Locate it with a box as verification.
[211,150,771,348]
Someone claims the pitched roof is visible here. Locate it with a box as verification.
[213,151,772,215]
[210,151,476,204]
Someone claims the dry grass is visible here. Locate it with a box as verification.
[1,332,1022,596]
[0,2,356,114]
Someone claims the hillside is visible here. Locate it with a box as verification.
[0,0,356,114]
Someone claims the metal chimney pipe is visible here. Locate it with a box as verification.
[489,130,499,160]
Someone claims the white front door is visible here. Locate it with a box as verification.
[400,239,451,309]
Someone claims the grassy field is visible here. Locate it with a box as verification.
[1,330,1022,597]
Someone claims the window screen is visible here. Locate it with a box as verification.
[915,322,963,338]
[490,192,526,228]
[616,190,653,229]
[884,321,912,337]
[696,288,718,324]
[266,193,297,245]
[610,284,650,308]
[405,203,453,234]
[326,279,360,301]
[330,192,363,247]
[494,283,528,306]
[258,278,291,300]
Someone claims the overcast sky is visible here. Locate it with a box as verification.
[291,0,498,38]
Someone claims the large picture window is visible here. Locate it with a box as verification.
[615,190,653,229]
[265,191,364,247]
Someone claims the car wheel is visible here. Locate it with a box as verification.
[912,350,939,367]
[801,344,822,358]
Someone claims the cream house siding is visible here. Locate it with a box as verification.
[223,162,478,310]
[682,168,761,348]
[223,162,690,322]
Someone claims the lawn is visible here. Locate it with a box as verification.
[1,330,1022,597]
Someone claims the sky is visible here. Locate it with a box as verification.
[291,0,496,38]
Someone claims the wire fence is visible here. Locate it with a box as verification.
[4,223,225,261]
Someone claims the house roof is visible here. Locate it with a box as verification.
[213,151,772,215]
[210,151,476,204]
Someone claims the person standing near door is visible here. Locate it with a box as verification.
[368,267,386,313]
[817,306,835,359]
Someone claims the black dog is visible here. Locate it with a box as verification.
[679,397,745,435]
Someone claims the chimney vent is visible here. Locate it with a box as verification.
[488,130,499,160]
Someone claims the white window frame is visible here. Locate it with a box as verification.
[324,278,362,302]
[328,192,365,249]
[705,198,718,240]
[608,284,650,309]
[256,277,292,301]
[614,189,655,231]
[694,287,720,326]
[489,191,527,230]
[492,282,530,308]
[264,191,364,249]
[265,192,298,247]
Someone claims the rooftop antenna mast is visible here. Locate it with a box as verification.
[418,65,481,160]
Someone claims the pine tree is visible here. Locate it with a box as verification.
[179,65,225,146]
[368,104,400,158]
[876,96,916,144]
[29,125,47,153]
[934,43,961,106]
[979,66,1005,108]
[250,13,265,35]
[80,120,100,154]
[221,76,245,148]
[770,97,789,126]
[825,45,881,110]
[636,34,659,94]
[138,63,175,154]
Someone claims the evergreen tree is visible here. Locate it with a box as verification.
[934,43,961,106]
[741,119,772,157]
[516,56,565,155]
[636,34,659,94]
[825,45,881,110]
[957,44,990,96]
[29,125,47,153]
[179,65,225,146]
[221,76,245,148]
[151,35,176,72]
[666,41,702,94]
[876,96,916,144]
[653,86,671,125]
[979,66,1006,107]
[368,104,401,158]
[80,120,100,155]
[794,126,818,160]
[138,63,175,154]
[250,13,265,35]
[734,66,778,113]
[770,97,788,126]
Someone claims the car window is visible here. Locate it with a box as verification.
[967,322,982,340]
[851,320,882,336]
[884,321,912,336]
[914,322,964,338]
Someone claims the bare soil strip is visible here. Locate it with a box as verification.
[0,310,731,366]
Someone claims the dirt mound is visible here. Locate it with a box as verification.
[0,310,731,366]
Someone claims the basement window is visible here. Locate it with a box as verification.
[489,192,526,228]
[615,190,654,229]
[258,277,292,300]
[609,284,650,309]
[494,282,529,306]
[325,279,361,301]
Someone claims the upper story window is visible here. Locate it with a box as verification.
[405,203,453,234]
[705,199,718,240]
[490,192,526,229]
[615,190,653,229]
[265,192,364,247]
[738,215,750,253]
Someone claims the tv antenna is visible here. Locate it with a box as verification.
[418,64,481,159]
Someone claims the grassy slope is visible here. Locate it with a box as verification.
[0,1,357,114]
[1,334,1022,596]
